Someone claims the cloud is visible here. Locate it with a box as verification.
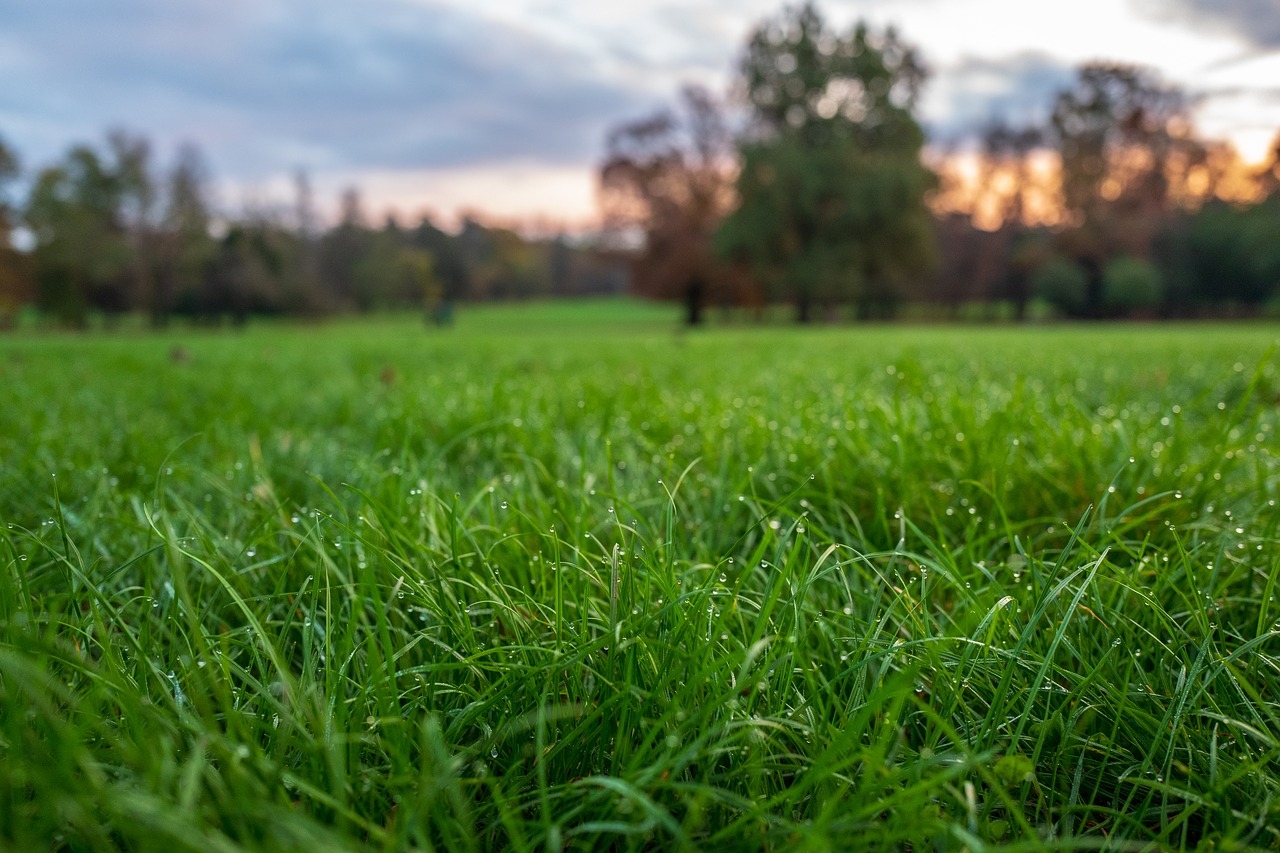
[1133,0,1280,49]
[921,53,1077,143]
[0,0,656,181]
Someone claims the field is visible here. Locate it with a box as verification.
[3,301,1280,851]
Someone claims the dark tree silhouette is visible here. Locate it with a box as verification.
[1050,62,1201,315]
[600,85,743,325]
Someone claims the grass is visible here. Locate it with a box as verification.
[2,301,1280,850]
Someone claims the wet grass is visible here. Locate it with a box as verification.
[2,304,1280,850]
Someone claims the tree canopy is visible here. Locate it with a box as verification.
[599,86,744,325]
[715,3,936,321]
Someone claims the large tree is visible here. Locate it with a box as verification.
[600,85,744,325]
[716,3,936,322]
[1049,62,1202,315]
[25,144,136,325]
[0,136,31,327]
[154,144,216,324]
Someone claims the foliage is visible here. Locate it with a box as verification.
[1031,255,1089,315]
[1101,255,1163,312]
[1049,63,1204,316]
[716,3,936,321]
[0,135,31,325]
[24,144,136,325]
[1180,198,1280,306]
[2,308,1280,849]
[3,133,626,328]
[600,86,746,325]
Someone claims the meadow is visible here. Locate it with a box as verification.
[2,301,1279,851]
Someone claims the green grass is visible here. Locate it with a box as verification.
[3,302,1280,850]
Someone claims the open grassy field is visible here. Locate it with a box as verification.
[3,301,1280,851]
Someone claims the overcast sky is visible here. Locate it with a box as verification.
[2,0,1277,228]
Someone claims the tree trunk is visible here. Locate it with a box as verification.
[1082,257,1104,319]
[795,291,813,323]
[684,277,705,326]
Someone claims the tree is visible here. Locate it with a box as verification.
[600,85,744,325]
[107,131,162,324]
[0,135,31,328]
[153,144,216,325]
[25,144,135,325]
[410,216,470,303]
[716,4,936,321]
[1257,133,1280,199]
[1032,255,1088,316]
[1101,255,1162,314]
[318,188,373,310]
[1179,198,1280,308]
[1049,62,1200,316]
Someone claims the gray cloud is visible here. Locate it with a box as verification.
[1133,0,1280,48]
[922,53,1077,142]
[0,0,655,181]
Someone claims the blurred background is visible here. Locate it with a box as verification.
[0,0,1277,327]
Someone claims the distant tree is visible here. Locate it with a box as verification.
[1049,62,1200,315]
[1032,255,1088,316]
[106,131,162,323]
[153,144,216,325]
[318,188,374,309]
[1257,133,1280,199]
[1180,198,1280,308]
[976,120,1046,229]
[716,4,936,321]
[205,215,297,324]
[25,144,135,325]
[600,85,743,325]
[978,121,1053,319]
[0,138,16,214]
[452,218,551,301]
[928,213,1004,316]
[1101,255,1162,314]
[410,216,470,302]
[0,136,31,327]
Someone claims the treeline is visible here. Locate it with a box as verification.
[603,3,1280,323]
[0,133,624,328]
[3,2,1278,329]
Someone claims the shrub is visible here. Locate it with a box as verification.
[1102,255,1163,312]
[1030,256,1088,316]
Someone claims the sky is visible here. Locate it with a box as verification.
[1,0,1277,230]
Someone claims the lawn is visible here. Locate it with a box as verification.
[2,302,1279,850]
